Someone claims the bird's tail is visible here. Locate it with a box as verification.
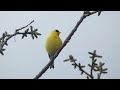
[50,61,54,69]
[48,54,54,69]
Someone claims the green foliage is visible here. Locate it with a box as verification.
[64,50,108,79]
[0,21,41,55]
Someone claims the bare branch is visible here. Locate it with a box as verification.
[34,11,100,79]
[16,20,34,32]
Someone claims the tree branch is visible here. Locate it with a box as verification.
[73,61,93,79]
[0,20,41,55]
[16,20,34,32]
[34,11,101,79]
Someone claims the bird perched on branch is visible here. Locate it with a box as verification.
[45,30,62,69]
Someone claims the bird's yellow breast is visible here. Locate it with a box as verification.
[45,35,62,56]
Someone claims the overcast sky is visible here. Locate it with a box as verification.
[0,11,119,79]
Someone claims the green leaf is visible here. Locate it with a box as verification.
[81,71,84,75]
[102,68,108,72]
[93,68,99,72]
[96,55,102,58]
[36,32,41,36]
[98,11,102,16]
[30,26,33,31]
[25,29,29,33]
[22,34,25,39]
[6,34,11,37]
[72,63,76,66]
[84,11,91,15]
[74,64,77,69]
[78,63,81,67]
[89,56,93,59]
[87,76,89,79]
[33,32,38,38]
[4,31,7,36]
[100,63,105,67]
[93,59,97,63]
[5,42,8,46]
[97,73,100,79]
[101,71,108,74]
[69,55,74,60]
[34,28,38,32]
[63,59,70,62]
[70,59,76,62]
[81,66,85,68]
[31,34,34,39]
[2,48,6,51]
[0,51,4,55]
[88,52,93,55]
[88,64,92,68]
[2,33,5,38]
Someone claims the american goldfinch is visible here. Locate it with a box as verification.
[45,30,62,69]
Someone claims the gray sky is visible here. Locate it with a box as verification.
[0,11,119,79]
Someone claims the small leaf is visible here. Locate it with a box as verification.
[22,34,25,39]
[4,31,7,36]
[69,55,74,60]
[78,63,81,67]
[31,33,34,40]
[6,34,11,37]
[33,32,38,38]
[94,63,98,66]
[97,73,100,79]
[101,71,108,74]
[24,34,27,37]
[100,63,105,67]
[93,50,96,54]
[88,52,93,55]
[102,68,108,72]
[0,38,2,41]
[93,68,99,72]
[30,26,33,31]
[98,11,102,16]
[88,64,92,68]
[2,33,5,38]
[0,51,4,55]
[96,55,102,58]
[87,76,89,79]
[70,59,76,62]
[93,59,97,63]
[30,26,34,39]
[34,28,38,32]
[81,71,84,75]
[74,64,77,69]
[84,11,91,15]
[2,48,6,51]
[5,42,8,46]
[63,59,70,62]
[89,56,93,59]
[36,32,41,36]
[81,66,85,69]
[25,29,29,33]
[72,63,76,66]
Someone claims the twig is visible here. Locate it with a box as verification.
[0,20,41,55]
[73,61,93,79]
[16,20,34,32]
[34,11,100,79]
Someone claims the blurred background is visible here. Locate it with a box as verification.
[0,11,119,79]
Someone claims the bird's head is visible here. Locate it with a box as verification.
[50,29,61,36]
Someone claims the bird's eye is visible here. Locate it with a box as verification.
[56,30,59,32]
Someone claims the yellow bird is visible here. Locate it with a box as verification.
[45,30,62,69]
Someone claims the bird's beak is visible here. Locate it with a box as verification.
[59,32,61,34]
